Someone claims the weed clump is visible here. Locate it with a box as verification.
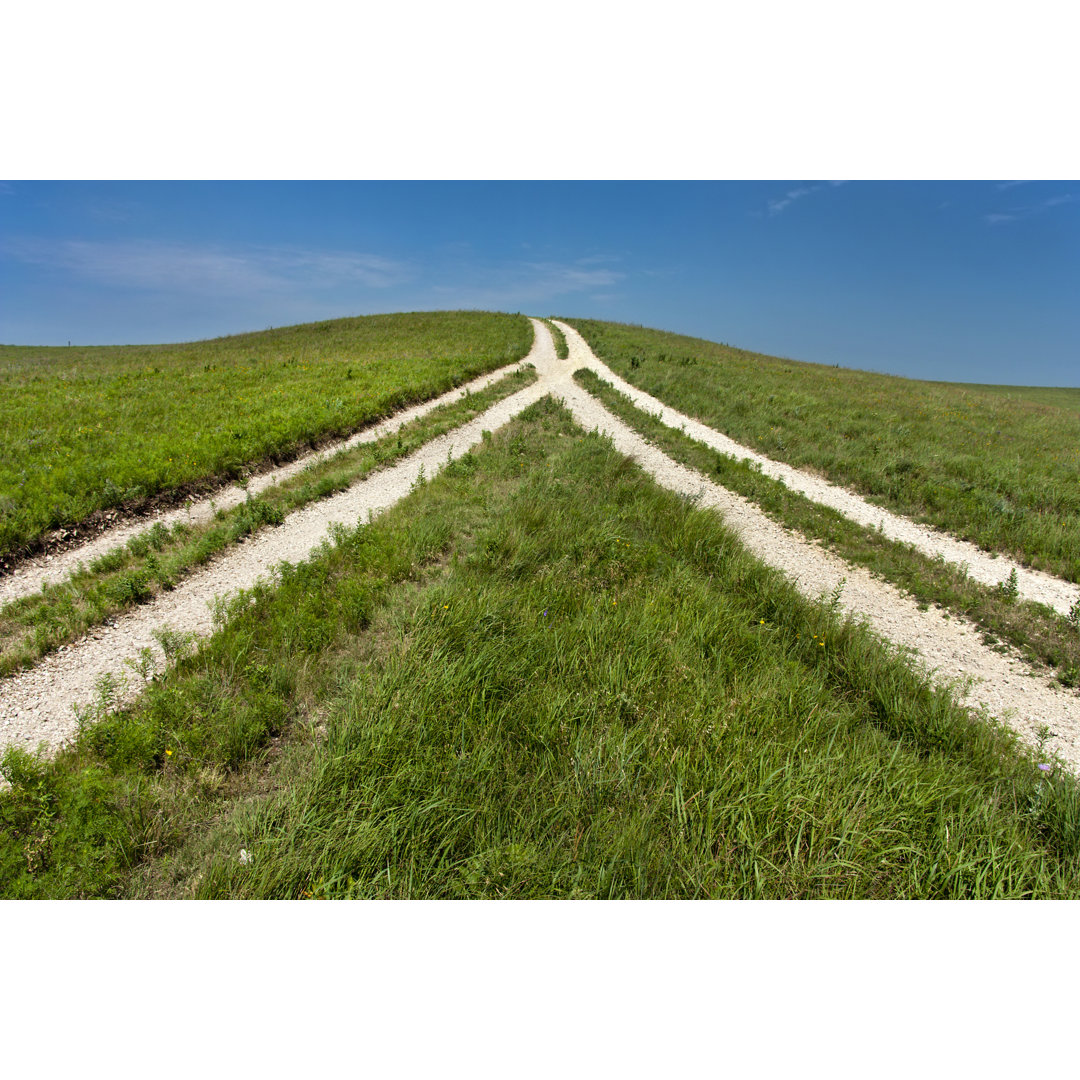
[997,568,1020,604]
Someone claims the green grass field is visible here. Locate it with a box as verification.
[565,318,1080,582]
[0,365,537,678]
[4,399,1077,899]
[4,312,1079,899]
[0,311,532,561]
[945,383,1080,413]
[575,368,1080,690]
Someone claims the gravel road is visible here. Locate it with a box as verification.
[554,320,1080,773]
[0,324,562,758]
[4,317,1079,776]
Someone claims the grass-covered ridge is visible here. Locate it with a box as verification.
[0,365,537,678]
[575,368,1080,690]
[565,318,1080,582]
[0,310,532,561]
[4,398,1078,899]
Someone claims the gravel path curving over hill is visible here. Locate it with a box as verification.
[554,321,1080,773]
[0,323,567,758]
[4,316,1080,778]
[559,322,1080,619]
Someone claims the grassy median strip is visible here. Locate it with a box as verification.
[566,317,1080,582]
[0,311,533,561]
[574,368,1080,690]
[0,365,537,678]
[3,398,1078,899]
[544,318,568,359]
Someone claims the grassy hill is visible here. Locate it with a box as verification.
[564,318,1080,582]
[4,399,1078,899]
[0,311,532,561]
[3,313,1079,899]
[0,363,537,678]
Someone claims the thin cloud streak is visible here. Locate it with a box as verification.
[85,201,137,224]
[767,185,814,214]
[4,238,411,294]
[428,258,625,309]
[984,191,1077,224]
[1,237,627,329]
[767,181,846,215]
[574,253,623,266]
[524,262,621,290]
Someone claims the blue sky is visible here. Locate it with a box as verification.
[2,180,1077,386]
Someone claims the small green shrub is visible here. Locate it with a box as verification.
[998,568,1020,604]
[89,548,128,574]
[105,570,152,606]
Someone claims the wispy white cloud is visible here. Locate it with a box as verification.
[84,201,137,224]
[766,181,846,215]
[574,253,622,266]
[428,256,625,309]
[3,238,411,293]
[767,185,814,215]
[984,191,1077,224]
[996,180,1032,190]
[525,262,621,290]
[2,239,629,326]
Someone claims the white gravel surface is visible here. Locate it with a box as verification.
[0,357,531,608]
[561,322,1080,619]
[4,316,1080,779]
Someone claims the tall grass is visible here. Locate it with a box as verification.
[4,398,1077,899]
[565,318,1080,582]
[0,311,532,561]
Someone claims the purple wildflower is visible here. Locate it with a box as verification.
[1037,763,1052,772]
